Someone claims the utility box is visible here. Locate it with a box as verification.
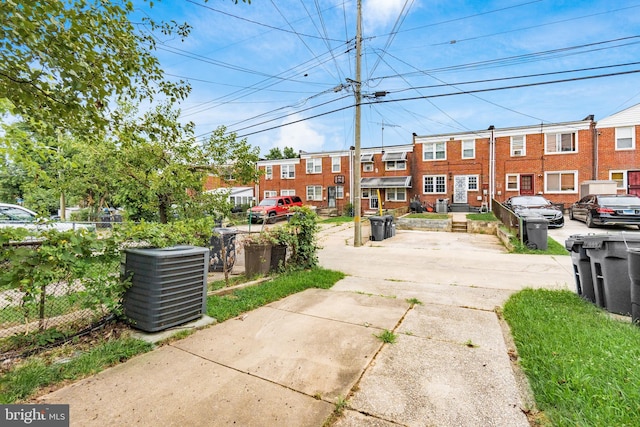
[122,246,209,332]
[580,180,618,198]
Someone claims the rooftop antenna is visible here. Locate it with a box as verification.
[371,119,400,153]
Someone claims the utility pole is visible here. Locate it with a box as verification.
[353,0,362,247]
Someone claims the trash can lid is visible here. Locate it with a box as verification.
[213,227,238,234]
[581,232,640,249]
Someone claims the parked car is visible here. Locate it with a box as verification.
[0,203,95,232]
[504,195,564,228]
[569,194,640,229]
[247,196,303,223]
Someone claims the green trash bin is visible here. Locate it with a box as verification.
[369,216,385,241]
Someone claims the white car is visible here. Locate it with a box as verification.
[0,203,95,232]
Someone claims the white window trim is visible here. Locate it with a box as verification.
[331,156,341,173]
[423,175,447,194]
[281,189,296,196]
[461,140,475,160]
[423,141,447,161]
[385,160,406,171]
[545,132,578,154]
[306,185,323,201]
[264,190,277,198]
[336,185,344,199]
[265,165,273,180]
[306,158,322,174]
[609,170,627,190]
[281,164,295,179]
[363,163,373,172]
[615,126,635,151]
[510,135,526,157]
[544,170,578,194]
[362,189,370,198]
[385,188,407,202]
[506,174,520,191]
[466,175,479,191]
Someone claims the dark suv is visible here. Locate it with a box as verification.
[247,196,303,223]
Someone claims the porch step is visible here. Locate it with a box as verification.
[450,203,471,212]
[452,220,468,233]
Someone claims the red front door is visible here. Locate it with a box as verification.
[629,171,640,196]
[520,174,534,195]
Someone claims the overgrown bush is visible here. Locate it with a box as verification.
[286,206,320,270]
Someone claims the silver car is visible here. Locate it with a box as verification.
[0,203,95,232]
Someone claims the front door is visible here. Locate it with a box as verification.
[453,176,468,203]
[520,174,534,195]
[369,192,379,210]
[629,171,640,197]
[327,186,336,208]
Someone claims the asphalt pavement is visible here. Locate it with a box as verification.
[39,216,576,426]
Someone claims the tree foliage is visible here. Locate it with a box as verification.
[264,146,299,160]
[0,0,190,136]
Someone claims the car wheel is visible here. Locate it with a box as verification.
[586,212,595,228]
[268,212,277,224]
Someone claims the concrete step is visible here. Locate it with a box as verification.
[451,221,468,233]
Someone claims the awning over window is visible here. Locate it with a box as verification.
[381,151,407,162]
[361,176,412,188]
[360,153,374,162]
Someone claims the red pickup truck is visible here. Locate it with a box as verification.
[247,196,303,223]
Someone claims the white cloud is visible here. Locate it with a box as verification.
[364,0,409,31]
[273,113,325,153]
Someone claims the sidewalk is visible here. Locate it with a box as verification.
[39,223,573,426]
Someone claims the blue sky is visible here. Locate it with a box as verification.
[138,0,640,155]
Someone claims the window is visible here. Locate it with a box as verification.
[331,157,341,173]
[467,175,478,191]
[336,186,344,199]
[362,189,370,198]
[385,160,406,171]
[306,185,322,201]
[610,171,625,189]
[462,140,475,159]
[386,188,406,202]
[363,163,373,172]
[423,175,446,194]
[264,190,277,198]
[545,171,577,193]
[281,189,296,196]
[511,135,525,156]
[546,132,577,153]
[281,164,295,179]
[306,158,322,174]
[506,174,519,191]
[265,165,272,180]
[423,142,446,160]
[616,126,635,150]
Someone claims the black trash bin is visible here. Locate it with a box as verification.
[383,215,394,239]
[627,248,640,324]
[369,216,385,241]
[565,235,596,303]
[582,233,640,315]
[523,216,548,250]
[209,227,238,272]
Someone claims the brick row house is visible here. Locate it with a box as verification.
[231,104,640,215]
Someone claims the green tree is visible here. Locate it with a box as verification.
[0,0,191,136]
[264,146,298,160]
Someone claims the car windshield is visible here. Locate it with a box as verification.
[510,196,550,207]
[598,196,640,206]
[0,207,36,222]
[258,199,276,207]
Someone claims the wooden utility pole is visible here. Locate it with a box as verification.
[353,0,362,247]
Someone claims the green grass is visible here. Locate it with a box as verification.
[467,212,498,221]
[320,216,354,224]
[208,274,249,292]
[374,329,397,344]
[503,289,640,426]
[510,236,569,255]
[404,213,449,219]
[207,268,345,322]
[0,337,152,403]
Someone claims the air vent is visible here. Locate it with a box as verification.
[122,246,209,332]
